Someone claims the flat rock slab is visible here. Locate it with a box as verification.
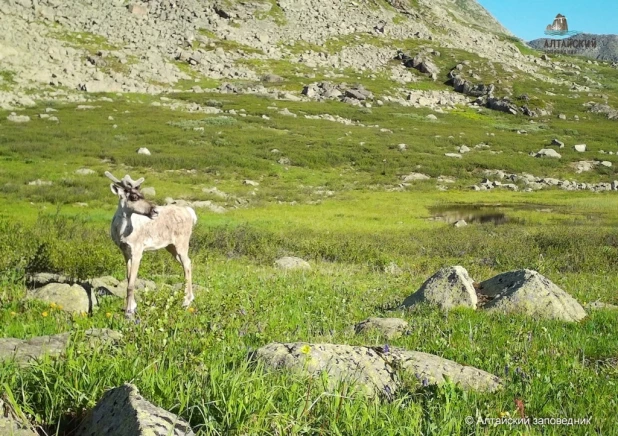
[383,349,503,393]
[0,416,37,436]
[252,343,502,399]
[27,283,95,313]
[354,317,409,339]
[478,269,587,322]
[75,384,194,436]
[274,256,311,271]
[91,276,156,299]
[253,343,398,398]
[401,266,478,310]
[0,329,122,367]
[585,301,618,311]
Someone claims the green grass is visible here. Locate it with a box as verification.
[2,38,618,434]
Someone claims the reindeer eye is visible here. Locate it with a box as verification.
[128,193,140,202]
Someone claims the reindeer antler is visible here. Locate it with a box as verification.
[105,171,145,189]
[122,175,145,189]
[105,171,123,185]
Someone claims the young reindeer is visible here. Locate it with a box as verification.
[105,171,198,317]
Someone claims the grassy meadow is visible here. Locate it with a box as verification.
[1,51,618,434]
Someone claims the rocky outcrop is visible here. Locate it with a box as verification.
[473,169,618,192]
[0,0,545,110]
[396,50,440,80]
[0,329,122,367]
[401,266,478,310]
[75,384,194,436]
[585,102,618,120]
[478,269,587,322]
[302,82,373,105]
[252,342,502,399]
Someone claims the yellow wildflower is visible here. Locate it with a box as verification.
[10,311,17,316]
[42,311,48,317]
[300,344,311,354]
[50,302,57,309]
[106,312,112,318]
[499,411,511,418]
[188,307,196,313]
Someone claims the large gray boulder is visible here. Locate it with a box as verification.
[401,266,478,310]
[75,384,194,436]
[354,317,409,339]
[0,329,122,367]
[27,283,95,313]
[478,269,587,322]
[252,343,502,399]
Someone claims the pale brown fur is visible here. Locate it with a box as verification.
[106,172,197,317]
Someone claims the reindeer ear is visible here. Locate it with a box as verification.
[110,183,125,197]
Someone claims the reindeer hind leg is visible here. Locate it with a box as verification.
[166,245,194,308]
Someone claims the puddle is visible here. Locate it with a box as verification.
[428,203,538,225]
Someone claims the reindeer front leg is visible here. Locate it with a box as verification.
[179,253,193,308]
[125,251,143,317]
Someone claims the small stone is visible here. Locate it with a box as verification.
[7,113,30,123]
[274,256,310,271]
[128,3,148,16]
[354,318,409,339]
[402,172,430,182]
[551,138,565,148]
[75,167,96,176]
[454,220,467,228]
[574,144,586,152]
[137,147,151,155]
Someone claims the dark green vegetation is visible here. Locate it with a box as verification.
[2,49,618,435]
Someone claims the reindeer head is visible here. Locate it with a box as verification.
[105,171,159,218]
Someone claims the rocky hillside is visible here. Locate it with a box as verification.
[1,0,542,109]
[529,33,618,62]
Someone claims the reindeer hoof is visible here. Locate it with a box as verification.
[182,297,194,308]
[124,310,137,320]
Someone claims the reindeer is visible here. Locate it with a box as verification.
[105,171,198,317]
